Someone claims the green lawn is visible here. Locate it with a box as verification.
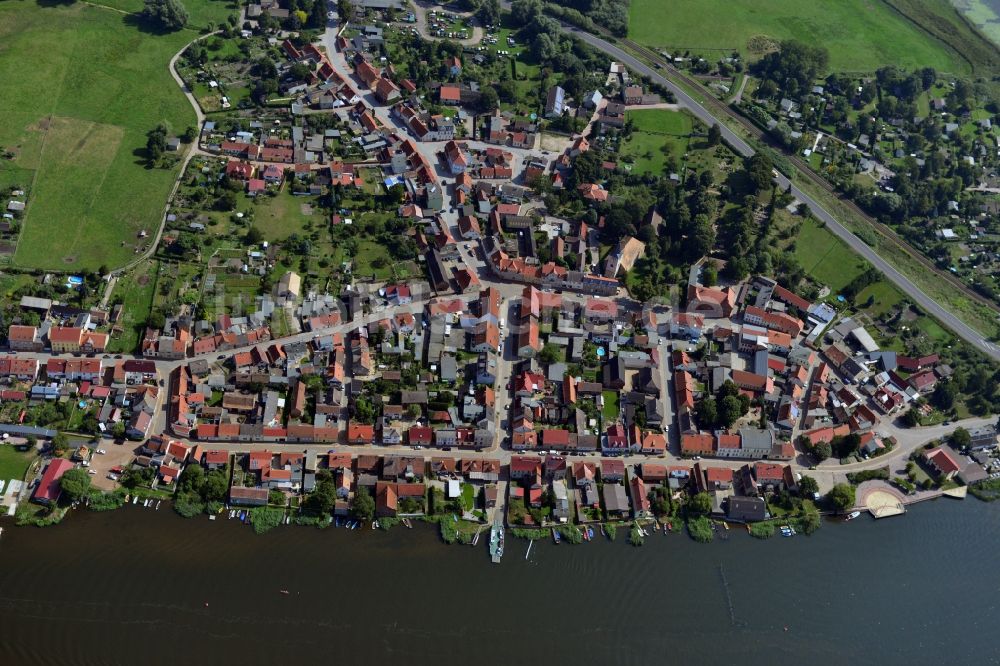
[621,110,693,175]
[602,390,620,420]
[792,217,867,293]
[0,445,34,484]
[0,0,232,271]
[628,0,971,73]
[855,281,904,317]
[108,259,158,352]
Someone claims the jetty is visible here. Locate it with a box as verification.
[489,515,504,564]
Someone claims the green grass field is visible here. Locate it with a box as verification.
[628,0,972,73]
[620,110,692,175]
[0,445,34,484]
[0,0,234,271]
[792,217,868,293]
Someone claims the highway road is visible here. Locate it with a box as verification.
[555,24,1000,363]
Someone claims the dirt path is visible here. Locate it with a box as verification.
[412,0,483,46]
[728,74,749,104]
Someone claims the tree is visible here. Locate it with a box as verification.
[145,124,168,164]
[478,86,499,112]
[702,261,718,286]
[813,440,832,462]
[827,483,855,513]
[51,432,69,456]
[900,408,921,428]
[538,343,562,365]
[350,487,375,522]
[932,381,956,411]
[745,152,774,193]
[203,470,229,502]
[305,474,337,514]
[706,123,722,146]
[59,468,92,503]
[696,397,718,429]
[510,0,542,26]
[146,310,167,331]
[949,427,971,450]
[688,492,712,515]
[476,0,499,26]
[142,0,189,30]
[308,0,327,28]
[718,395,744,429]
[798,475,819,497]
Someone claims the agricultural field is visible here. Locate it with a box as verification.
[627,0,973,74]
[620,109,693,176]
[0,0,234,272]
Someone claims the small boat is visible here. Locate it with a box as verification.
[0,527,4,539]
[209,515,217,521]
[124,494,130,503]
[722,522,730,531]
[587,526,594,540]
[845,511,861,521]
[279,590,289,595]
[599,524,607,537]
[335,517,341,527]
[155,501,161,510]
[229,510,234,519]
[552,528,561,544]
[666,521,673,532]
[132,496,138,505]
[371,521,377,530]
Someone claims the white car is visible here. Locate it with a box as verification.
[96,449,107,455]
[88,470,97,475]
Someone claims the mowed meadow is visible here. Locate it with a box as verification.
[628,0,973,74]
[0,0,233,271]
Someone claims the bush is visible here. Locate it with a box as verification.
[559,524,583,544]
[173,492,205,518]
[604,522,618,541]
[628,526,645,546]
[87,489,126,512]
[749,521,776,539]
[687,516,714,543]
[846,468,890,485]
[439,518,458,544]
[509,527,547,540]
[250,506,284,534]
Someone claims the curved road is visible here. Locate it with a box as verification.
[552,23,1000,362]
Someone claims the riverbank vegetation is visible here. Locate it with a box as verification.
[687,516,714,543]
[969,477,1000,501]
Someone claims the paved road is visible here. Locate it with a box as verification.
[556,24,1000,362]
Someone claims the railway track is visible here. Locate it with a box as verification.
[617,36,999,315]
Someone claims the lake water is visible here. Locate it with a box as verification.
[1,498,998,665]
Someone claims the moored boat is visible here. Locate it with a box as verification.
[845,510,861,521]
